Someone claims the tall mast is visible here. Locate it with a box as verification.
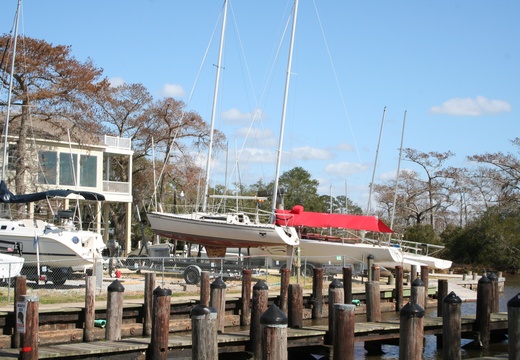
[2,0,21,181]
[389,110,407,236]
[202,0,228,212]
[366,106,386,215]
[271,0,299,220]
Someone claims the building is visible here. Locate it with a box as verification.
[0,122,134,254]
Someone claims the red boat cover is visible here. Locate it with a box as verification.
[275,205,393,233]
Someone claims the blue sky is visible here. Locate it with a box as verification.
[2,0,518,211]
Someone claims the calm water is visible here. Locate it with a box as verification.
[356,273,520,359]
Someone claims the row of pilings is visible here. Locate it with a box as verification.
[11,266,520,360]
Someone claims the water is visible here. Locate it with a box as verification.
[354,273,520,359]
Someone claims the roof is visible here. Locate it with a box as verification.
[275,205,393,233]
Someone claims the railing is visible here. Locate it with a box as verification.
[103,181,130,194]
[103,135,132,150]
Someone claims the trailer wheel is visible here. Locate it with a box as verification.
[301,263,315,277]
[279,263,315,277]
[183,265,202,285]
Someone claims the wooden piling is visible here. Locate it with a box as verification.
[365,281,381,322]
[395,266,404,311]
[442,291,462,360]
[437,279,448,317]
[342,266,353,305]
[200,271,211,307]
[190,305,218,360]
[420,265,429,309]
[279,268,290,314]
[209,277,227,333]
[143,272,156,336]
[372,265,380,282]
[241,269,252,326]
[84,275,96,342]
[367,255,374,282]
[410,278,425,309]
[13,276,27,348]
[436,278,449,349]
[288,283,303,328]
[487,272,499,313]
[333,304,356,360]
[19,295,39,360]
[326,279,344,345]
[311,267,324,319]
[475,274,492,349]
[260,304,288,360]
[148,287,172,360]
[249,280,269,357]
[106,279,125,341]
[507,292,520,360]
[410,265,417,282]
[399,302,425,360]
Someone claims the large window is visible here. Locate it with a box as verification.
[59,153,78,186]
[38,151,57,185]
[80,154,97,187]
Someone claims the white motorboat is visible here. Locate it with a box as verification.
[0,242,23,280]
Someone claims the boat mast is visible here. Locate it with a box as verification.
[271,0,299,220]
[202,0,228,212]
[366,106,386,215]
[2,0,21,181]
[389,110,407,238]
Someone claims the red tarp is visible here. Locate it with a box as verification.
[275,205,393,233]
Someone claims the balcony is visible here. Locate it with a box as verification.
[103,181,130,194]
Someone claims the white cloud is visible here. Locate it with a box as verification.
[337,143,355,152]
[429,96,511,116]
[289,146,333,161]
[324,162,369,177]
[236,127,274,139]
[160,83,186,98]
[109,77,125,87]
[221,108,267,124]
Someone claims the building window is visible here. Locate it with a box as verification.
[38,151,57,185]
[7,144,17,171]
[80,154,97,187]
[59,153,78,186]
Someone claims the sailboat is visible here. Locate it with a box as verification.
[146,0,300,256]
[0,0,106,284]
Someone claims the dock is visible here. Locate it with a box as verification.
[0,271,509,359]
[0,312,509,359]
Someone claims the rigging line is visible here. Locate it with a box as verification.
[311,0,362,163]
[235,2,294,183]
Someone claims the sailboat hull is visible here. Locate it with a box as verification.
[251,238,403,266]
[147,211,299,248]
[0,218,105,267]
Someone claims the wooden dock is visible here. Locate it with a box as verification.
[0,312,509,359]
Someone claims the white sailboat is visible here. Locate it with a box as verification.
[0,0,106,284]
[146,0,300,256]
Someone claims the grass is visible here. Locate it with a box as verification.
[0,272,319,307]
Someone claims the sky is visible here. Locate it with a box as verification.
[1,0,518,211]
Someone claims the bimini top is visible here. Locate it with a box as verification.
[275,205,393,233]
[0,180,105,203]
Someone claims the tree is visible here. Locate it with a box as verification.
[443,206,520,272]
[0,35,107,199]
[276,167,321,211]
[403,148,454,230]
[467,138,520,206]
